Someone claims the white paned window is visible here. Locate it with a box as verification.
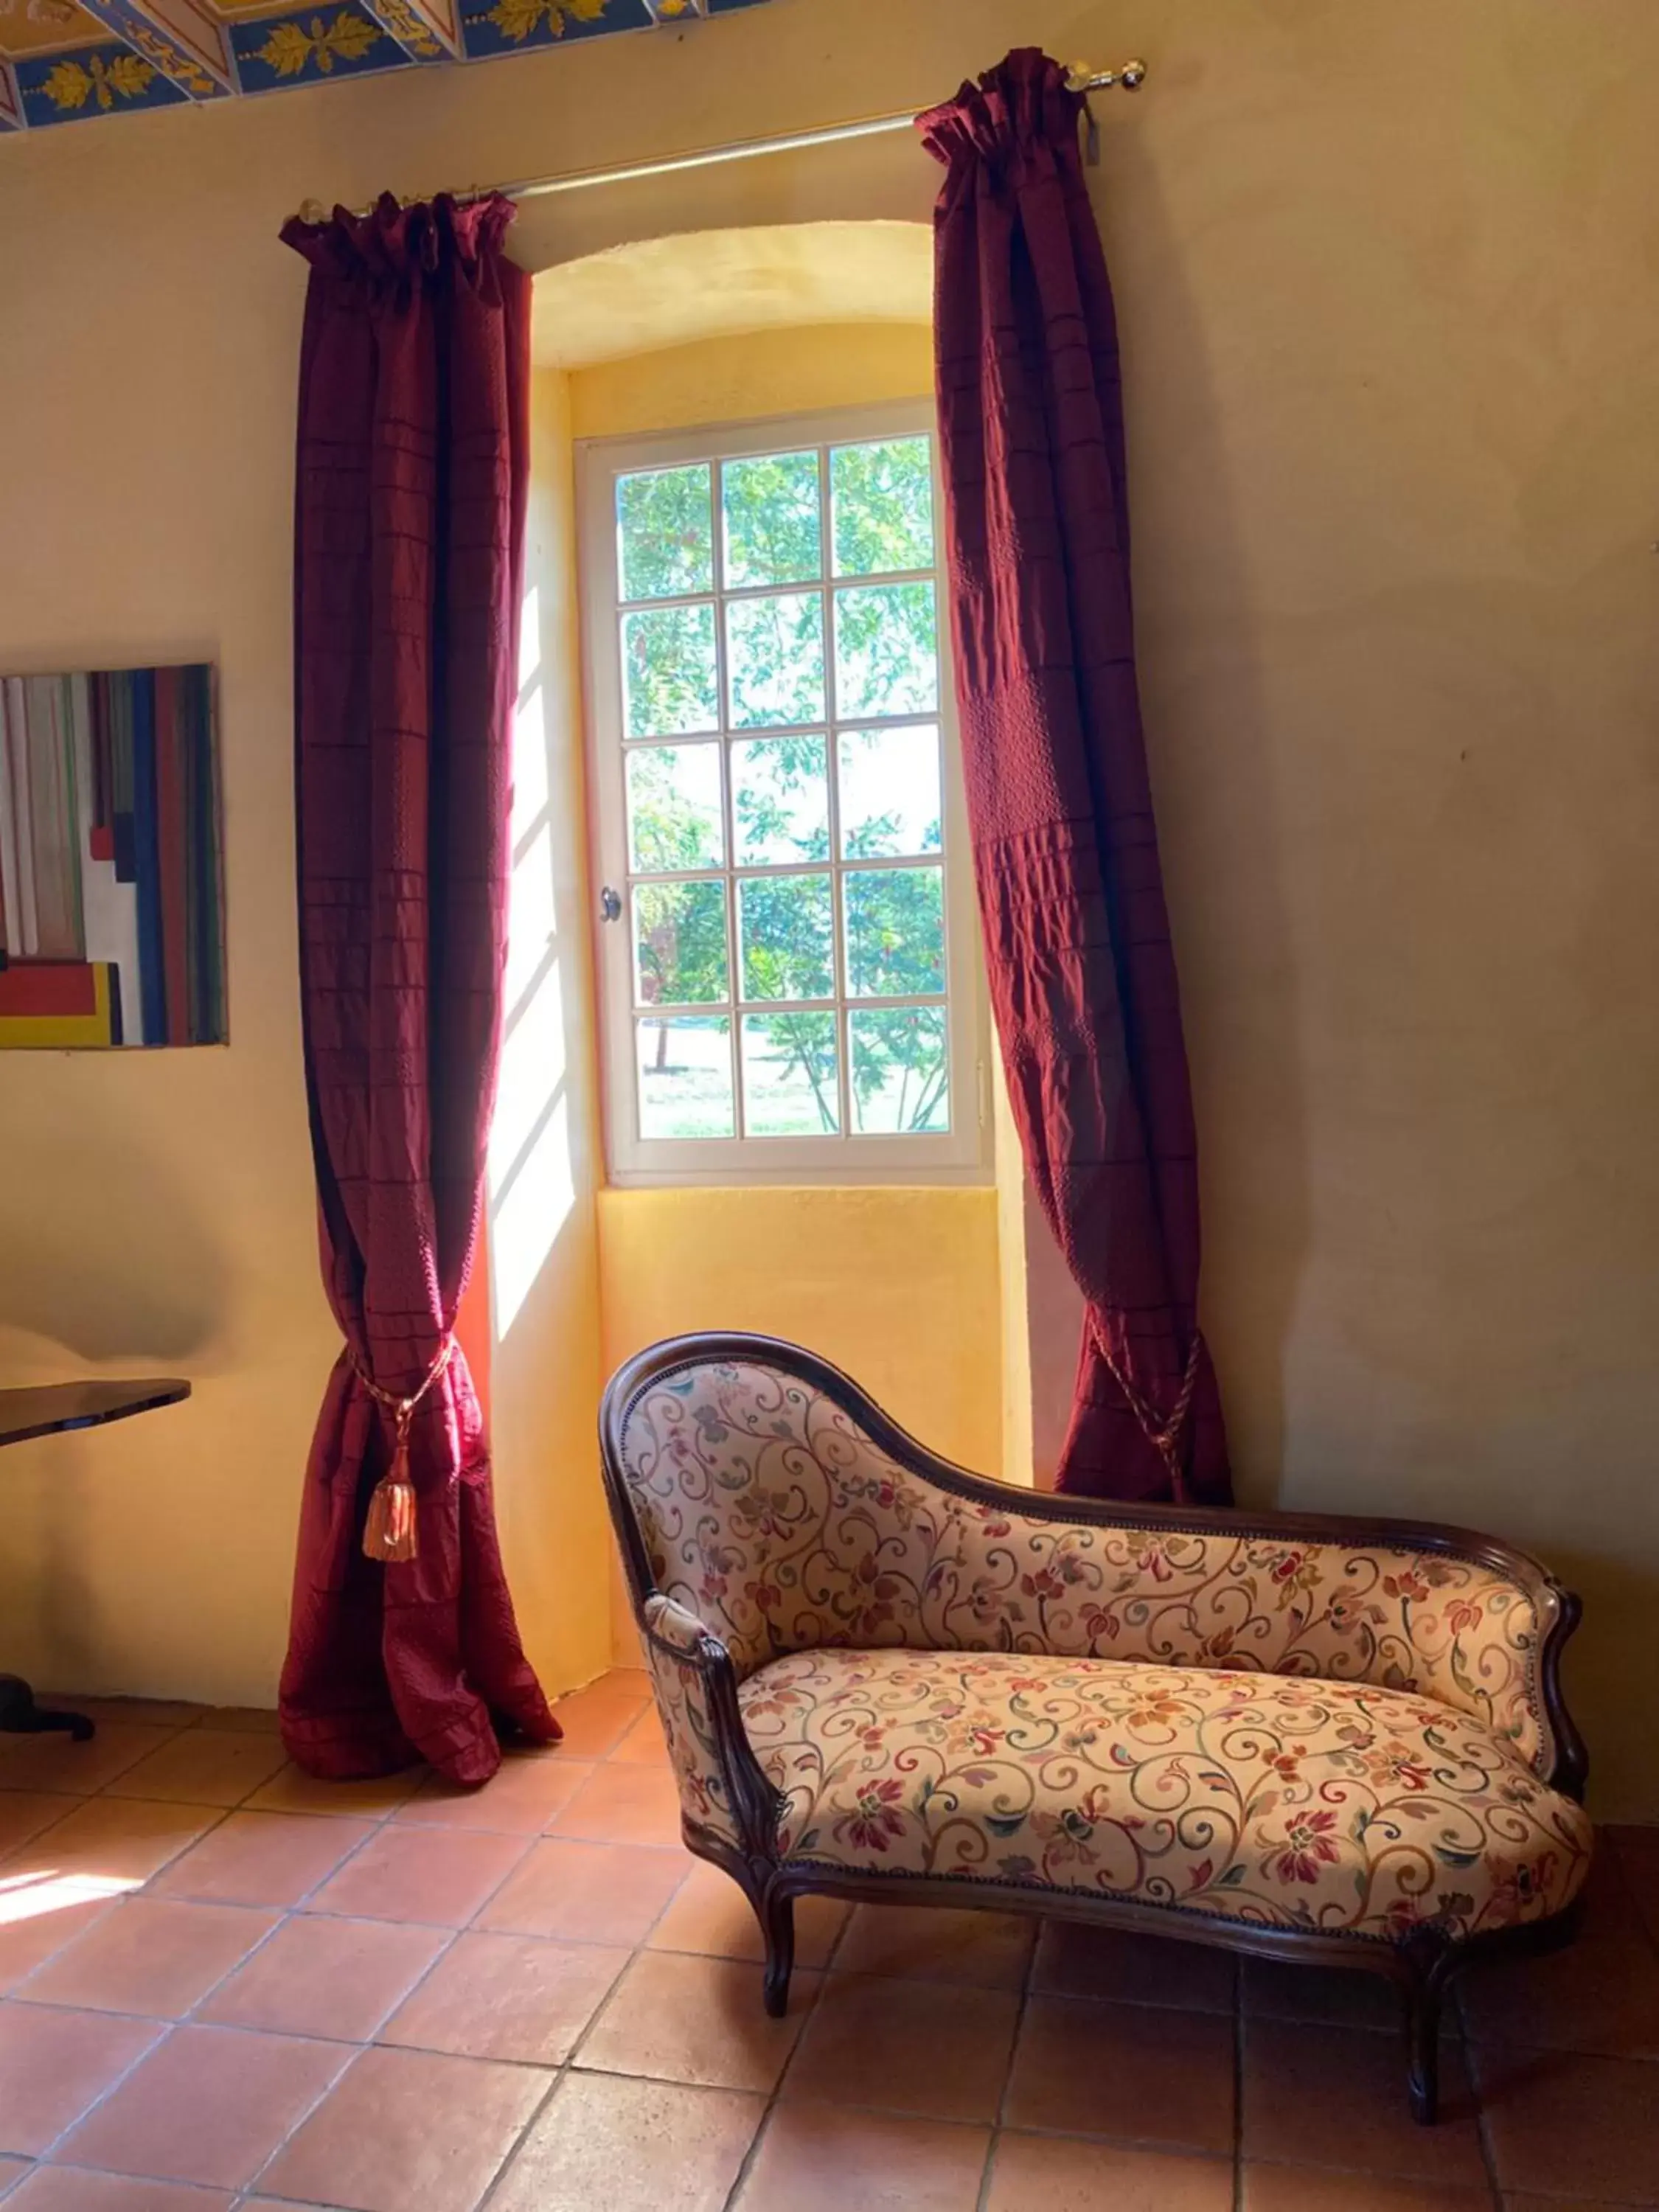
[580,402,988,1184]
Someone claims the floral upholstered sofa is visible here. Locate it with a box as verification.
[600,1333,1592,2122]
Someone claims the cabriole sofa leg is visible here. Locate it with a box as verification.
[761,1885,796,2017]
[1402,1934,1455,2124]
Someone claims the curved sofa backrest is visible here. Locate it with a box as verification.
[611,1352,1550,1774]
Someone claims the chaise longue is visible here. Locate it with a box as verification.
[599,1332,1593,2121]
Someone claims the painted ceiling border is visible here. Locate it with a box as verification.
[0,0,771,131]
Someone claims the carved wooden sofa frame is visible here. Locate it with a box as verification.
[599,1332,1590,2124]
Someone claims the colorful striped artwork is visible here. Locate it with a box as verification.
[0,664,225,1048]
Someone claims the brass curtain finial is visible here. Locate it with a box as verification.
[1068,58,1147,92]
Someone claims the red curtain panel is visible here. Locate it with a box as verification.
[279,194,559,1781]
[922,53,1231,1506]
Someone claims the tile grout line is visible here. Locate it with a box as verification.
[442,1713,693,2212]
[4,1714,466,2197]
[714,1884,859,2212]
[0,1697,626,2207]
[1467,2027,1509,2212]
[411,1779,687,2212]
[0,1716,230,1858]
[550,1829,745,2088]
[473,1729,707,2212]
[236,1733,664,2208]
[22,1739,379,2181]
[1231,1969,1245,2212]
[470,2067,572,2212]
[973,1919,1040,2212]
[9,1731,265,2172]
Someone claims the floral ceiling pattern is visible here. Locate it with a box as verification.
[0,0,768,133]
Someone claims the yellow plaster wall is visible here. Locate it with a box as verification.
[532,222,932,368]
[568,320,935,439]
[595,1186,1003,1471]
[1,0,1656,1812]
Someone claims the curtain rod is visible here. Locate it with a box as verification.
[300,59,1146,224]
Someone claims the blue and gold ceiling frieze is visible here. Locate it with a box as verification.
[81,0,237,95]
[459,0,650,63]
[15,41,189,126]
[361,0,460,64]
[0,0,770,131]
[231,5,397,91]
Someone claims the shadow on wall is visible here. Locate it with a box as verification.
[0,1121,231,1364]
[1026,130,1313,1505]
[9,1433,100,1689]
[1548,1546,1659,1816]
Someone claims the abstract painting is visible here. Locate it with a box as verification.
[0,664,226,1047]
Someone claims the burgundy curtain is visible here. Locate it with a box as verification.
[278,194,559,1782]
[923,54,1231,1506]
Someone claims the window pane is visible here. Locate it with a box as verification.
[626,743,723,873]
[618,465,713,601]
[731,734,830,866]
[727,591,826,728]
[738,872,834,1001]
[741,1012,840,1135]
[849,1006,950,1133]
[633,880,728,1006]
[832,437,934,577]
[835,583,939,720]
[844,866,945,998]
[723,451,822,589]
[637,1015,734,1139]
[622,605,719,737]
[838,724,942,859]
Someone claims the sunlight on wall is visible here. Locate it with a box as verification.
[479,368,611,1703]
[489,583,578,1337]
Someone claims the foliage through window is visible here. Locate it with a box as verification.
[584,405,984,1180]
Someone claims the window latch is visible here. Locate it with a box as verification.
[599,886,622,925]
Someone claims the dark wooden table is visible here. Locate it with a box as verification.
[0,1377,190,1739]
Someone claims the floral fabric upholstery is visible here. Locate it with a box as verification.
[616,1360,1555,1774]
[740,1646,1591,1941]
[639,1594,744,1858]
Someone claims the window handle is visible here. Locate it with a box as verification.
[599,886,622,924]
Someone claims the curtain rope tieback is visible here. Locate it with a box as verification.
[349,1335,456,1565]
[1098,1327,1207,1503]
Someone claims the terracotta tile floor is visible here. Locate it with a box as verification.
[0,1671,1652,2211]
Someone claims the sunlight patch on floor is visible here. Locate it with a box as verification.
[0,1866,138,1924]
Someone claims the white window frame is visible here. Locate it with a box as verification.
[580,398,990,1189]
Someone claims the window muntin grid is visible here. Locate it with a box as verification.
[611,432,953,1150]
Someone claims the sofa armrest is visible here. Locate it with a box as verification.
[639,1595,787,1863]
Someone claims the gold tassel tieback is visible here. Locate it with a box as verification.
[351,1335,456,1565]
[1097,1327,1207,1504]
